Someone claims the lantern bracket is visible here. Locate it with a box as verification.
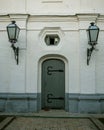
[87,45,95,65]
[11,44,19,65]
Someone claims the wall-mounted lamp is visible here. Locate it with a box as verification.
[87,22,99,65]
[7,21,20,65]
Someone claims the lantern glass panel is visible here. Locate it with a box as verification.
[7,27,16,41]
[89,29,99,42]
[15,27,20,40]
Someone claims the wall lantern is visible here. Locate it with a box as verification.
[87,22,99,65]
[7,21,20,65]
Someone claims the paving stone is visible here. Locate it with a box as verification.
[0,117,14,130]
[4,117,99,130]
[90,118,104,130]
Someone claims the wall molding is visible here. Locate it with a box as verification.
[42,0,63,3]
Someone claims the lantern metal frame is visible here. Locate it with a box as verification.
[7,21,20,65]
[87,22,99,65]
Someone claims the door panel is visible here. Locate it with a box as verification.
[42,59,65,109]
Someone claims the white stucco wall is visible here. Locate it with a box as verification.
[0,1,104,95]
[26,16,80,94]
[0,0,104,15]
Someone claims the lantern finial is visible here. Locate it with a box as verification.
[90,22,94,26]
[12,21,16,24]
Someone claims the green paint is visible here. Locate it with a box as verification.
[42,59,65,109]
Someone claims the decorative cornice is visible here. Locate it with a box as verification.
[97,15,104,22]
[0,14,29,22]
[9,14,29,21]
[77,14,99,21]
[0,14,102,23]
[28,15,77,22]
[0,15,10,22]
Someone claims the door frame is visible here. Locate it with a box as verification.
[38,54,69,111]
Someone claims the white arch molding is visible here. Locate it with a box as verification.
[38,54,69,111]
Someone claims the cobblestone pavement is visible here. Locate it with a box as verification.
[4,117,99,130]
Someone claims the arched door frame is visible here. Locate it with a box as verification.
[38,54,69,111]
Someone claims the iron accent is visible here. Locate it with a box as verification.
[47,66,64,75]
[11,44,19,65]
[47,93,64,103]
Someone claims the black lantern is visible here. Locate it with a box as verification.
[87,22,99,46]
[7,21,20,65]
[87,22,99,65]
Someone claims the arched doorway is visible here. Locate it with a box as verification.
[41,59,65,109]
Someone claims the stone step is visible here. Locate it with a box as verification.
[0,117,14,130]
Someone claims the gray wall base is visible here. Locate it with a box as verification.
[0,93,104,113]
[68,93,104,114]
[0,93,39,113]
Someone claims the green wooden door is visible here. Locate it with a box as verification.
[42,59,65,109]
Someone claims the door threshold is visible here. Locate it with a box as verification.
[38,109,68,117]
[42,108,65,111]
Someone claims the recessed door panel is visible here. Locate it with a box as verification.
[42,59,65,109]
